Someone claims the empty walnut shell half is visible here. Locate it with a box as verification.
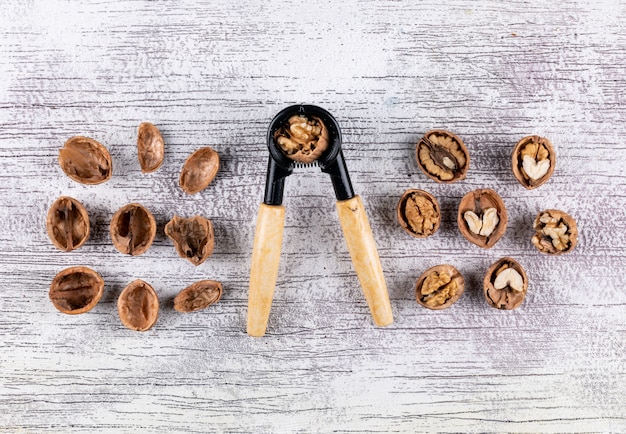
[174,280,223,313]
[397,189,440,238]
[416,264,465,310]
[179,147,219,195]
[484,257,528,310]
[164,215,214,266]
[58,136,112,185]
[531,209,578,255]
[416,130,469,183]
[457,188,508,249]
[274,114,329,164]
[49,266,104,314]
[137,122,165,173]
[512,135,556,190]
[110,203,156,256]
[117,279,159,331]
[46,196,90,252]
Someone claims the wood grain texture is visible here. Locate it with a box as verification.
[1,0,625,432]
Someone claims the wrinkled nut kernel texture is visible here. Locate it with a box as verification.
[416,130,469,183]
[416,265,465,310]
[174,280,223,313]
[179,147,219,194]
[49,266,104,315]
[397,189,440,238]
[110,203,156,256]
[118,279,159,331]
[59,136,112,185]
[164,215,215,266]
[137,122,165,173]
[46,196,90,252]
[274,115,329,164]
[532,209,578,255]
[484,257,528,310]
[457,188,507,249]
[512,135,556,189]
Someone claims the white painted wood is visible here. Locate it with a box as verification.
[1,0,625,431]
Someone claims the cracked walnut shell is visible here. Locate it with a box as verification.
[416,130,469,183]
[58,136,112,185]
[274,114,329,164]
[512,135,555,189]
[174,280,223,313]
[179,147,219,194]
[415,264,465,310]
[137,122,165,173]
[397,189,440,238]
[117,279,159,331]
[110,203,156,256]
[457,188,507,249]
[484,257,528,310]
[46,196,90,252]
[164,215,214,266]
[49,266,104,314]
[532,209,578,255]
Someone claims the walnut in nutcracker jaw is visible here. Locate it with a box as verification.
[273,114,329,164]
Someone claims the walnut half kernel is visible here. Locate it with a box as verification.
[484,257,528,310]
[531,209,578,255]
[397,189,440,238]
[274,114,329,164]
[416,130,469,183]
[415,264,465,310]
[512,135,556,189]
[457,188,507,249]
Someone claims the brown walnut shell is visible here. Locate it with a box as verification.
[457,188,507,249]
[415,264,465,310]
[511,135,556,190]
[49,266,104,314]
[58,136,112,185]
[273,114,329,164]
[179,147,219,194]
[137,122,165,173]
[531,209,578,255]
[110,203,156,256]
[483,257,528,310]
[174,280,223,313]
[46,196,90,252]
[164,215,214,266]
[117,279,159,331]
[397,189,440,238]
[416,130,469,183]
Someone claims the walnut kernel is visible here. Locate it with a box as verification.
[274,115,329,164]
[416,130,469,183]
[512,135,555,189]
[397,189,440,238]
[457,189,507,249]
[531,209,578,255]
[484,257,528,310]
[415,264,465,310]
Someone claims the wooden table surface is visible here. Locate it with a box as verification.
[1,1,625,432]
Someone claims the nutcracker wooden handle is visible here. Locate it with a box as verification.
[336,195,393,327]
[247,203,285,337]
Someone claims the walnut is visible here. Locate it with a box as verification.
[483,257,528,309]
[179,147,220,194]
[164,215,214,266]
[110,203,156,256]
[416,130,469,183]
[174,280,223,313]
[49,266,104,314]
[415,264,465,310]
[137,122,165,173]
[457,189,507,249]
[512,135,555,189]
[397,189,440,238]
[117,279,159,331]
[58,136,112,185]
[531,209,578,255]
[273,115,329,164]
[46,196,90,252]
